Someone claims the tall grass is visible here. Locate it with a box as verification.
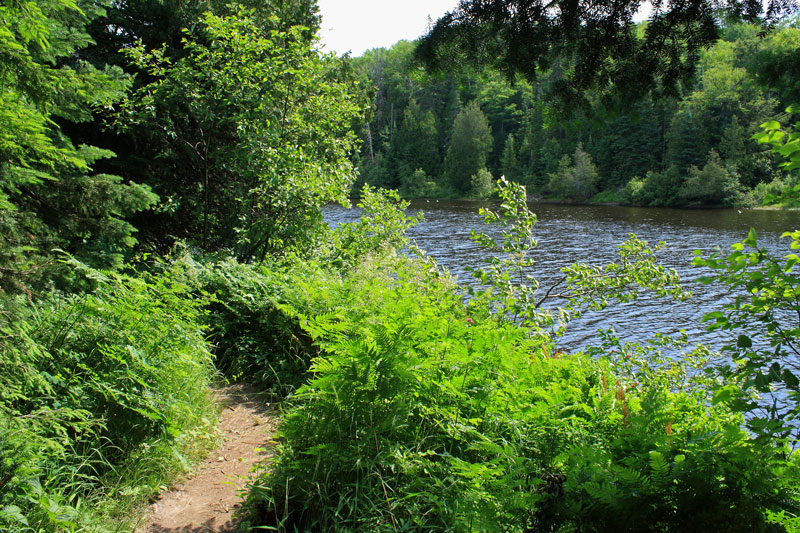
[0,263,219,531]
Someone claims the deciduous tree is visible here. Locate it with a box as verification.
[443,102,493,194]
[123,9,364,261]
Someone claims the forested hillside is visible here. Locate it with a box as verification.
[353,22,800,206]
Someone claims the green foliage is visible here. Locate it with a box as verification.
[327,185,423,270]
[623,166,684,207]
[500,134,521,182]
[122,8,364,261]
[0,262,218,530]
[547,144,599,201]
[0,0,156,292]
[747,27,800,104]
[243,234,795,531]
[400,168,441,198]
[395,99,441,178]
[566,330,797,532]
[587,188,625,204]
[679,150,744,206]
[694,228,800,445]
[192,258,321,397]
[469,168,494,199]
[417,0,794,108]
[754,108,800,206]
[443,102,493,195]
[354,25,792,207]
[469,178,687,337]
[191,186,422,395]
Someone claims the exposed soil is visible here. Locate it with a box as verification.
[139,384,278,532]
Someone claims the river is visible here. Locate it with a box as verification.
[325,200,800,353]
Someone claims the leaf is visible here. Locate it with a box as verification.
[782,369,799,389]
[0,505,28,526]
[743,228,758,248]
[712,386,737,405]
[736,335,752,348]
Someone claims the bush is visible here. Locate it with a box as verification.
[624,166,683,206]
[400,168,440,198]
[679,150,743,206]
[242,253,797,531]
[196,258,327,397]
[240,179,798,531]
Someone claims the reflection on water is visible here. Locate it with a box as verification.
[325,200,800,352]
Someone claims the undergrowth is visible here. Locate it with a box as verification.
[242,254,798,531]
[0,262,218,531]
[238,180,800,532]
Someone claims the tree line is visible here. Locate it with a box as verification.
[4,0,800,530]
[352,20,800,206]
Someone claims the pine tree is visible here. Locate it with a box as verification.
[501,134,521,182]
[395,99,441,179]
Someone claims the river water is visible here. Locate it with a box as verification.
[325,200,800,353]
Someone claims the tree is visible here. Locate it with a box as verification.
[477,70,529,171]
[501,134,521,182]
[0,0,156,292]
[746,25,800,104]
[395,99,441,179]
[548,144,599,201]
[123,9,364,262]
[443,102,493,194]
[679,151,743,205]
[470,168,495,198]
[416,0,797,107]
[72,0,323,251]
[128,10,361,261]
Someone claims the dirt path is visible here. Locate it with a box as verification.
[139,384,277,532]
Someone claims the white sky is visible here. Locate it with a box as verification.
[317,1,655,58]
[316,0,459,57]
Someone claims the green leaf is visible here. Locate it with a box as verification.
[736,335,752,348]
[783,369,799,389]
[744,228,758,248]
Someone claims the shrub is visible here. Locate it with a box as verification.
[547,144,599,201]
[400,168,440,198]
[622,175,646,204]
[624,166,683,206]
[196,258,326,396]
[242,253,796,531]
[679,150,743,206]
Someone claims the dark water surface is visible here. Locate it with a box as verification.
[326,200,800,352]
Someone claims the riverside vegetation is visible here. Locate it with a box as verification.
[2,0,800,531]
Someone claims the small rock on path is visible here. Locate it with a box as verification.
[139,384,277,532]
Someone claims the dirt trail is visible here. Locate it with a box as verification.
[139,384,277,532]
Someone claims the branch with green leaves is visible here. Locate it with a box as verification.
[469,177,688,335]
